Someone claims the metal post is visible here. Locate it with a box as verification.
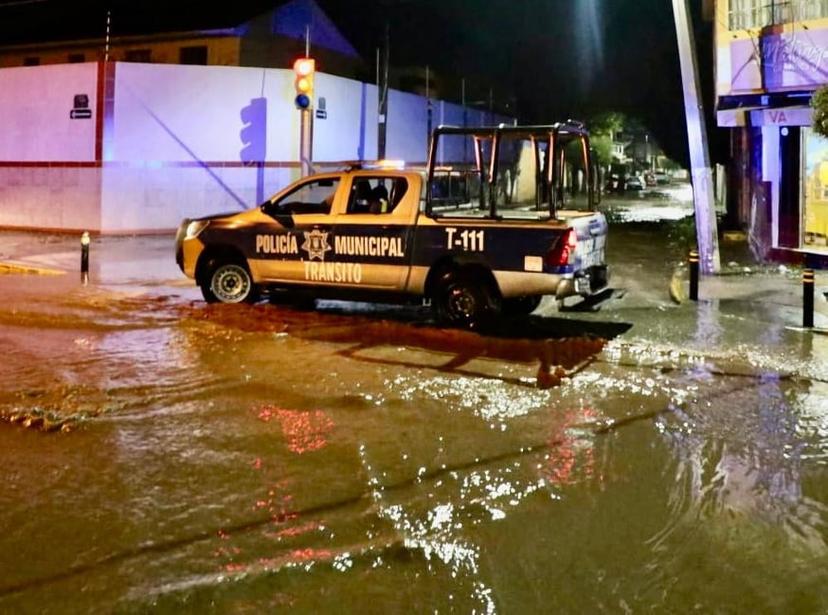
[803,269,815,328]
[689,249,699,301]
[300,109,312,177]
[672,0,721,274]
[426,65,433,148]
[80,231,90,285]
[377,22,389,160]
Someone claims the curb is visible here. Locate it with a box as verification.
[0,261,66,276]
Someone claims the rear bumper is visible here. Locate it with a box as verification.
[555,265,610,299]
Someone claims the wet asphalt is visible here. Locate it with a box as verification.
[0,211,827,613]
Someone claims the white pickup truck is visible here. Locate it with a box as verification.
[176,123,609,329]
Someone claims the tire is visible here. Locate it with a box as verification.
[432,268,500,330]
[502,295,542,317]
[200,259,259,304]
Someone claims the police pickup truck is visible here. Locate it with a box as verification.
[176,124,609,329]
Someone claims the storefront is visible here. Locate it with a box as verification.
[714,0,828,266]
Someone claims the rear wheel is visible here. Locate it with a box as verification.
[200,259,259,304]
[502,295,542,317]
[432,269,500,330]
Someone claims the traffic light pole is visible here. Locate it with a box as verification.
[300,108,312,177]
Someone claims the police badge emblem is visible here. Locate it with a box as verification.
[302,228,332,261]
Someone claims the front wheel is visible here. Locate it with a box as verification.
[432,269,500,330]
[200,260,259,304]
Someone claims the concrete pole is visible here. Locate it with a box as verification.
[672,0,721,274]
[378,23,389,160]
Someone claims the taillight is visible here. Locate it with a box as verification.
[547,228,578,266]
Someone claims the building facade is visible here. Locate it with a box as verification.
[715,0,828,265]
[0,0,365,79]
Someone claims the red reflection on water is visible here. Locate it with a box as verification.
[289,547,333,562]
[543,407,600,486]
[256,405,334,454]
[268,521,318,540]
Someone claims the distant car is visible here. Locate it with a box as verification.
[625,175,645,191]
[653,170,671,185]
[605,174,621,193]
[644,172,657,187]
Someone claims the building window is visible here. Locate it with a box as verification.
[803,127,828,252]
[729,0,828,30]
[124,49,152,63]
[23,57,39,66]
[179,45,207,65]
[68,53,85,63]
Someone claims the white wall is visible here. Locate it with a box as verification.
[110,63,300,163]
[0,167,101,231]
[313,73,378,162]
[0,61,515,232]
[386,89,429,164]
[0,63,98,162]
[0,63,100,230]
[100,167,297,232]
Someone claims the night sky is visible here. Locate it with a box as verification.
[0,0,722,165]
[319,0,722,166]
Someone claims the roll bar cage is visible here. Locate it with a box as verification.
[425,122,595,219]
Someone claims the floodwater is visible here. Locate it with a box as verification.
[1,228,828,613]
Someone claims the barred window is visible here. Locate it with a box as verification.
[729,0,828,30]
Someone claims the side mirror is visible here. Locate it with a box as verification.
[263,200,295,228]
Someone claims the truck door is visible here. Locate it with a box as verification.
[257,175,341,285]
[333,174,415,290]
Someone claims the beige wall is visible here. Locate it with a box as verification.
[0,37,241,69]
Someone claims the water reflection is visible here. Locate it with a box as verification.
[183,303,611,389]
[256,405,334,455]
[655,367,828,555]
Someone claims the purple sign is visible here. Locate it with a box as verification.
[731,27,828,93]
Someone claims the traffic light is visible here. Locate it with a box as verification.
[293,57,315,110]
[240,97,267,165]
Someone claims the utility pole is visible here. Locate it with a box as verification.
[426,65,433,149]
[105,9,111,61]
[461,78,468,162]
[377,22,389,160]
[672,0,721,274]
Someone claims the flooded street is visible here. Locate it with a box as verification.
[1,227,828,613]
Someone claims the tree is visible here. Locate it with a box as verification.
[812,86,828,139]
[590,135,615,167]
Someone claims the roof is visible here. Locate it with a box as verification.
[0,0,359,58]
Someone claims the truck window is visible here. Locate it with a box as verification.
[428,133,491,217]
[267,177,340,216]
[556,136,592,212]
[346,177,408,215]
[426,126,596,220]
